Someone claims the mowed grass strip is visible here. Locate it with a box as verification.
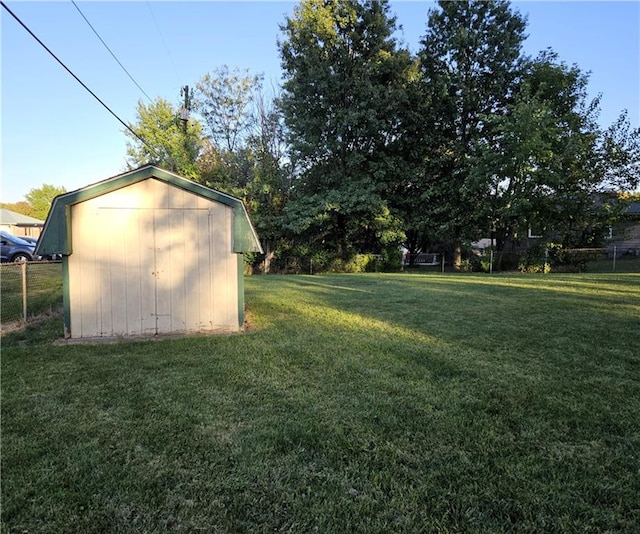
[2,273,639,533]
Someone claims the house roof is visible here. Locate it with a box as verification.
[628,202,640,215]
[36,165,263,256]
[0,208,44,226]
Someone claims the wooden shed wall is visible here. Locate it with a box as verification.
[67,178,239,338]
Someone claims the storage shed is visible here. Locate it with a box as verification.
[36,165,262,339]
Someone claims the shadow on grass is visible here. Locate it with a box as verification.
[263,273,640,356]
[2,273,639,532]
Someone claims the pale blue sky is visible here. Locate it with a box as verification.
[1,1,638,204]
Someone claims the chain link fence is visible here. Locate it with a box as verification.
[1,261,63,326]
[401,248,639,273]
[1,251,635,328]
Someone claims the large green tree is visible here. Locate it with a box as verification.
[24,184,67,220]
[597,110,640,193]
[125,97,204,179]
[388,56,448,261]
[242,89,293,272]
[192,67,263,195]
[471,51,599,256]
[279,0,409,261]
[194,66,261,154]
[473,50,640,262]
[417,0,527,268]
[191,67,292,269]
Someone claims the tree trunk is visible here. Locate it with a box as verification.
[263,243,274,274]
[453,244,462,271]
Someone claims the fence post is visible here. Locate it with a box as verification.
[22,261,28,321]
[612,246,616,273]
[544,247,549,273]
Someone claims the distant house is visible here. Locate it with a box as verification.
[608,201,640,258]
[36,165,262,339]
[0,209,44,237]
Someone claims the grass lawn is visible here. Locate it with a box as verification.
[2,272,639,532]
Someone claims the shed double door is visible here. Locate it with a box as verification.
[112,207,214,336]
[69,205,234,337]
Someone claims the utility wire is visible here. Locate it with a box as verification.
[71,0,153,102]
[146,1,182,86]
[0,1,171,167]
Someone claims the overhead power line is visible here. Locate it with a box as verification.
[71,0,153,102]
[146,1,182,85]
[0,1,170,167]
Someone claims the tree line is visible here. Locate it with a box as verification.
[14,0,635,272]
[1,184,67,222]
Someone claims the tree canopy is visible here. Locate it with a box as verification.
[0,201,36,219]
[116,0,639,272]
[125,98,204,180]
[24,184,67,221]
[417,0,528,267]
[2,186,66,221]
[279,0,410,261]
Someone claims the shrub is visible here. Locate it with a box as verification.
[517,243,605,274]
[518,261,551,274]
[545,243,604,273]
[518,243,550,273]
[379,248,403,272]
[459,255,491,273]
[497,252,521,271]
[244,252,257,275]
[310,250,331,273]
[328,257,347,273]
[344,254,379,273]
[459,259,474,272]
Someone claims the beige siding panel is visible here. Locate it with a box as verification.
[121,209,145,335]
[154,207,173,334]
[69,201,100,337]
[67,178,240,338]
[166,206,187,333]
[210,205,224,326]
[103,207,158,336]
[189,207,210,330]
[211,205,236,326]
[97,209,114,336]
[185,208,207,330]
[195,208,214,330]
[69,203,152,337]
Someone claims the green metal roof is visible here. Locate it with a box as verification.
[36,165,263,256]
